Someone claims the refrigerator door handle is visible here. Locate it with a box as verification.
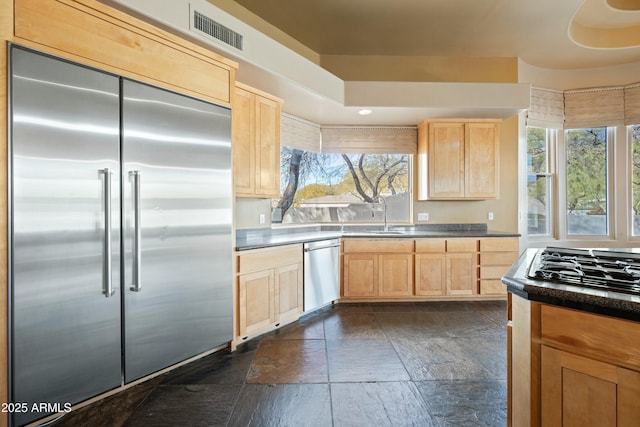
[129,170,142,292]
[102,168,115,297]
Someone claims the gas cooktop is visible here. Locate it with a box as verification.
[527,247,640,296]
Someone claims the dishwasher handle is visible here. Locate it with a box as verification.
[304,243,341,252]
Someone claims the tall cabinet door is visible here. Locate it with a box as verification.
[10,46,121,426]
[121,80,233,382]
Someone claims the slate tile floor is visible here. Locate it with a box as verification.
[54,301,507,427]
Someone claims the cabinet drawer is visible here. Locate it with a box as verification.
[415,238,446,253]
[343,239,413,253]
[237,244,303,274]
[480,238,518,252]
[480,251,518,265]
[541,305,640,370]
[446,238,478,252]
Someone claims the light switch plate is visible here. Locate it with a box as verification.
[418,212,429,221]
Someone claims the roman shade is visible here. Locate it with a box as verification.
[625,83,640,125]
[563,87,625,129]
[280,113,321,152]
[527,88,564,129]
[320,126,418,154]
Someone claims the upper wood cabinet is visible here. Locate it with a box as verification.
[417,119,500,200]
[233,83,282,198]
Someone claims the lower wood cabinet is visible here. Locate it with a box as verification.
[343,239,413,298]
[342,236,513,300]
[479,238,519,295]
[415,238,477,296]
[510,298,640,426]
[236,244,303,341]
[541,345,640,426]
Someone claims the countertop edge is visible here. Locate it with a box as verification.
[502,249,640,322]
[235,230,520,251]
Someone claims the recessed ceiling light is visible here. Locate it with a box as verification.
[358,109,372,116]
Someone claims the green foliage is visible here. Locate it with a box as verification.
[632,125,640,214]
[294,183,338,205]
[566,127,607,214]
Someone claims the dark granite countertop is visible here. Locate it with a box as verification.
[236,224,520,251]
[502,248,640,322]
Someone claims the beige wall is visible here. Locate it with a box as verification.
[413,115,519,233]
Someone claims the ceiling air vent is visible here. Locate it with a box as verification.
[192,10,243,51]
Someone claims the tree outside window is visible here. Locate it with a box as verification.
[566,127,608,235]
[274,147,410,224]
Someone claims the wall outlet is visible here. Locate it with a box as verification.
[488,212,494,221]
[259,213,266,224]
[418,212,429,221]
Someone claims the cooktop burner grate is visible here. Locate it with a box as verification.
[528,247,640,296]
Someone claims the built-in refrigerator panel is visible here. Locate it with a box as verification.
[121,79,233,382]
[9,46,122,426]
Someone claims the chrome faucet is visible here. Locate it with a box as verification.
[376,195,388,231]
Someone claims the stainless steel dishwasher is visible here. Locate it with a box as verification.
[303,239,340,312]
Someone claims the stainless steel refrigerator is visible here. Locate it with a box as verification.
[9,45,233,426]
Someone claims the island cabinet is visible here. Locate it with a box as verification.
[235,244,303,343]
[342,239,414,298]
[233,83,282,198]
[509,296,640,427]
[478,237,519,296]
[417,119,500,200]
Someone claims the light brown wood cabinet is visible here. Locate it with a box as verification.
[478,237,519,295]
[343,237,510,300]
[510,297,640,427]
[236,244,303,341]
[415,238,478,296]
[233,83,282,198]
[417,119,500,200]
[343,239,414,298]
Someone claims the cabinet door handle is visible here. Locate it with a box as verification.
[102,168,115,297]
[129,170,142,292]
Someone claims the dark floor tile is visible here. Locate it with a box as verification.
[227,383,332,427]
[53,377,161,427]
[323,311,387,339]
[331,382,435,427]
[332,302,374,312]
[466,300,508,312]
[123,384,242,427]
[369,302,418,312]
[457,333,507,380]
[375,311,452,338]
[160,346,256,386]
[391,336,495,381]
[427,310,502,338]
[327,339,410,382]
[265,313,326,340]
[416,380,507,426]
[247,339,328,384]
[413,301,477,312]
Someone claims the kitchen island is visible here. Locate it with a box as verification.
[502,248,640,427]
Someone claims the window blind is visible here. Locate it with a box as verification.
[320,126,418,154]
[527,87,564,129]
[564,87,625,129]
[625,84,640,125]
[280,113,321,152]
